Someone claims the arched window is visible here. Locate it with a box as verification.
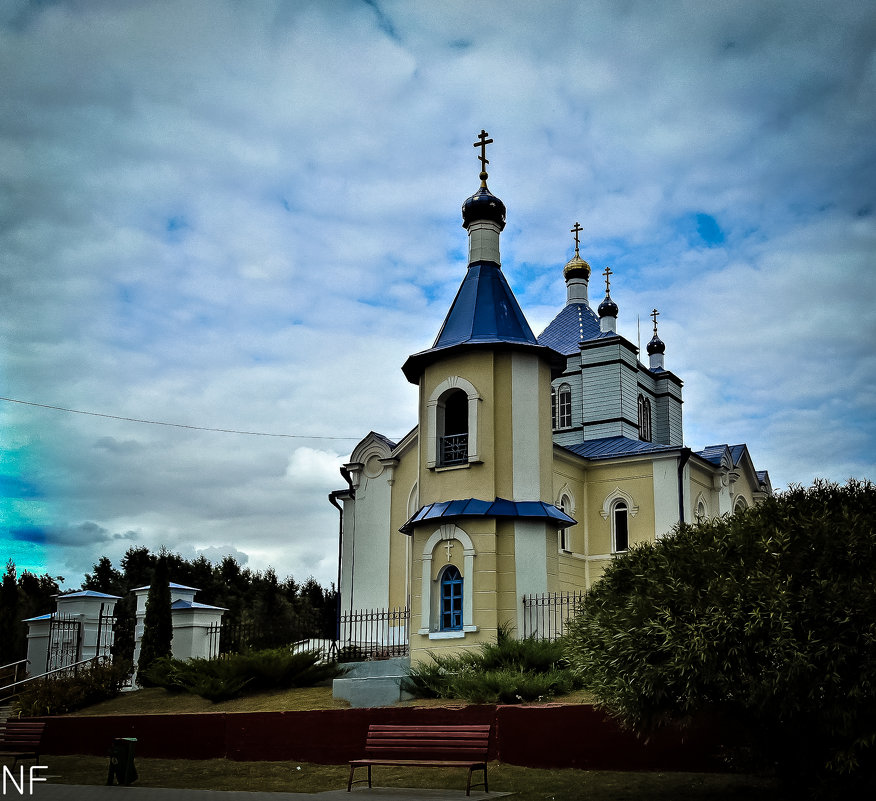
[439,389,468,466]
[734,496,748,514]
[557,383,572,429]
[551,386,557,429]
[439,565,463,631]
[638,394,652,442]
[696,499,707,522]
[612,500,629,552]
[558,494,572,552]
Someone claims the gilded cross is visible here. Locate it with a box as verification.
[571,222,583,256]
[473,129,493,173]
[602,265,613,294]
[651,308,660,333]
[444,541,454,562]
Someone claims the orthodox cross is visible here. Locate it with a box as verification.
[602,265,613,294]
[444,541,454,562]
[571,222,583,257]
[473,129,493,175]
[651,308,660,334]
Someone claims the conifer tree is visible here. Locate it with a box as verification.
[137,552,173,676]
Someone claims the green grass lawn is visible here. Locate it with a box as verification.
[35,754,783,800]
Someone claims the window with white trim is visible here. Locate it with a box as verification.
[439,565,463,631]
[556,383,572,429]
[438,389,468,466]
[612,500,629,552]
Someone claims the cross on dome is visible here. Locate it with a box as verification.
[651,308,660,334]
[602,265,613,294]
[571,222,583,257]
[473,129,493,184]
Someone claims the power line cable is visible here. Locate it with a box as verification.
[0,396,372,440]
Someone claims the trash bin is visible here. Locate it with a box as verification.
[106,737,138,786]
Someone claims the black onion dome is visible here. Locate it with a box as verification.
[598,294,618,318]
[647,333,666,355]
[462,181,506,230]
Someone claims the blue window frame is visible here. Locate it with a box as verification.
[440,565,463,631]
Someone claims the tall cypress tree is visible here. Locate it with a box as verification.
[0,560,21,663]
[137,552,173,677]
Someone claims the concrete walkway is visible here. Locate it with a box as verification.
[33,785,509,800]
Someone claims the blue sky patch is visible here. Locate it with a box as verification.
[694,213,726,246]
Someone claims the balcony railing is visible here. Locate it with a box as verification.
[440,433,468,466]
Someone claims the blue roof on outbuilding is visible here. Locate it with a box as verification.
[400,497,576,534]
[537,302,607,355]
[562,436,682,460]
[171,599,226,611]
[59,590,121,600]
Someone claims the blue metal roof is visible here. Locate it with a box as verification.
[400,497,576,534]
[402,260,562,382]
[133,581,200,592]
[562,436,682,460]
[171,599,226,611]
[433,261,539,349]
[59,590,121,600]
[537,302,605,355]
[695,444,730,466]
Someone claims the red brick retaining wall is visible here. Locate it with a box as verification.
[36,704,724,771]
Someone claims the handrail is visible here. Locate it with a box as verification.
[0,656,103,698]
[0,659,29,673]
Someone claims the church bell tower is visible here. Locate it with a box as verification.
[400,132,573,657]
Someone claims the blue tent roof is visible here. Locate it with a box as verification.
[403,260,561,381]
[400,497,576,534]
[537,302,605,355]
[432,261,538,349]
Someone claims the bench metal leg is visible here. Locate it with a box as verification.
[466,764,488,796]
[347,764,373,792]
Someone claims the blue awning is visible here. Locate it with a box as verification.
[400,497,576,535]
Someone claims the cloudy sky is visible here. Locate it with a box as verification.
[2,0,874,591]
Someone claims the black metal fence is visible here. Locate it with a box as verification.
[337,606,409,661]
[208,614,332,658]
[205,607,410,662]
[46,614,81,672]
[522,591,586,640]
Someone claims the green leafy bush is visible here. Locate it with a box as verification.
[566,479,876,798]
[15,660,129,717]
[404,626,582,704]
[140,647,343,702]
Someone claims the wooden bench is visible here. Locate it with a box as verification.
[348,723,491,796]
[0,721,46,767]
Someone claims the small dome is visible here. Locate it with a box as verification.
[563,254,591,280]
[598,294,618,318]
[647,333,666,355]
[462,180,506,230]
